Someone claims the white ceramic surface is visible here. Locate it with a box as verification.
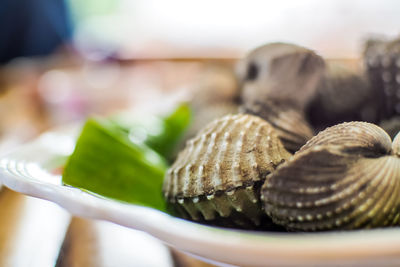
[1,129,400,267]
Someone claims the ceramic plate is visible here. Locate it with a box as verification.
[1,128,400,267]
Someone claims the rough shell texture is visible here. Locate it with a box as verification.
[241,99,314,153]
[262,121,400,231]
[164,114,291,228]
[307,63,380,131]
[185,102,239,142]
[364,37,400,120]
[173,102,239,161]
[237,42,325,111]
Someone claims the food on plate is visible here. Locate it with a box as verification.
[237,43,325,111]
[237,43,324,152]
[364,36,400,120]
[63,118,168,210]
[262,122,400,231]
[241,99,314,153]
[62,40,400,233]
[307,63,380,131]
[62,104,191,211]
[110,104,191,160]
[163,114,290,228]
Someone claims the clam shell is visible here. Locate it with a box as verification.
[262,121,400,231]
[237,42,325,111]
[164,114,291,228]
[241,99,314,153]
[364,37,400,120]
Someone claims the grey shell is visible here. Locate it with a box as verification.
[262,122,400,231]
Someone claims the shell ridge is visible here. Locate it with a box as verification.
[199,117,231,195]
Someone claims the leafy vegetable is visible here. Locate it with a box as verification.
[62,118,168,211]
[111,104,192,159]
[62,104,191,211]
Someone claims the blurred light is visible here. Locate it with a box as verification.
[82,61,120,89]
[73,16,119,61]
[38,70,72,103]
[69,0,400,58]
[129,127,148,144]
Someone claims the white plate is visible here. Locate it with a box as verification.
[1,128,400,267]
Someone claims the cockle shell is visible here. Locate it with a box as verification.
[241,99,314,153]
[237,43,323,152]
[307,63,380,131]
[364,37,400,120]
[185,102,239,143]
[163,114,291,228]
[173,103,239,161]
[237,42,325,111]
[261,121,400,231]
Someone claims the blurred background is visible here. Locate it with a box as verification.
[0,0,399,266]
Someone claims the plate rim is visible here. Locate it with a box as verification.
[1,130,400,266]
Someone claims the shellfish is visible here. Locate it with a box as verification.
[241,99,314,153]
[163,114,291,228]
[237,42,325,111]
[262,121,400,231]
[237,43,324,152]
[307,63,380,131]
[364,37,400,120]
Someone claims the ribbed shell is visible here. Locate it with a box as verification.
[262,121,400,231]
[300,122,392,155]
[242,100,314,153]
[364,37,400,120]
[185,102,239,142]
[164,114,291,227]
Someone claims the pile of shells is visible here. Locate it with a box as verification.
[164,39,400,232]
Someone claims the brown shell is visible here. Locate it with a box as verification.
[364,37,400,120]
[237,42,325,111]
[307,63,380,131]
[185,102,239,142]
[262,121,400,231]
[241,99,314,153]
[164,114,291,228]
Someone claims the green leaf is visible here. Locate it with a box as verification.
[62,118,168,211]
[144,104,192,158]
[112,104,192,159]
